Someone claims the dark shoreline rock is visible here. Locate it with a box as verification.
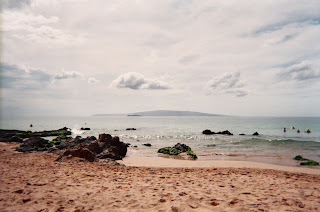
[202,129,233,136]
[252,132,259,136]
[143,143,152,147]
[0,127,71,140]
[80,127,91,130]
[126,128,136,131]
[56,133,128,162]
[16,137,53,152]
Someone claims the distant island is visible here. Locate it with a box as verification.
[93,110,223,117]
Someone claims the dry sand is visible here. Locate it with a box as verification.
[1,142,320,212]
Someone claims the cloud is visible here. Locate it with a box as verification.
[205,72,248,97]
[1,10,85,46]
[51,71,83,83]
[88,77,98,84]
[0,63,51,90]
[111,72,169,90]
[2,0,31,9]
[277,61,320,82]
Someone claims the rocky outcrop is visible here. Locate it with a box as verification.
[56,134,127,162]
[252,132,259,136]
[0,127,71,139]
[202,129,233,135]
[16,137,53,152]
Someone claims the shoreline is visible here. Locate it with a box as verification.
[119,156,320,175]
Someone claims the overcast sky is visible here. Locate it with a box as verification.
[1,0,320,117]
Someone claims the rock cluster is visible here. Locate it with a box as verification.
[56,133,127,162]
[293,155,319,166]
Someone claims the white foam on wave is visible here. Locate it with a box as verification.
[71,125,85,135]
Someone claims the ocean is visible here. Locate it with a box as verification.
[1,116,319,167]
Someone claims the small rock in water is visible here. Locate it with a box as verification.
[143,143,152,147]
[252,132,259,136]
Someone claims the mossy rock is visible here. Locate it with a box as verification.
[158,143,197,160]
[300,160,319,166]
[293,155,308,161]
[158,147,181,155]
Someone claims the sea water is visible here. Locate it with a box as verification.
[1,116,319,167]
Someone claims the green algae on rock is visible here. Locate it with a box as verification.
[158,143,197,159]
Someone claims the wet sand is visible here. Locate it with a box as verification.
[1,142,320,211]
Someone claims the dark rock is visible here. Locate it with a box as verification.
[80,127,91,130]
[56,136,96,150]
[173,143,188,152]
[293,155,320,166]
[8,136,23,143]
[0,128,71,139]
[300,160,319,166]
[56,133,128,162]
[133,145,138,148]
[126,128,136,130]
[16,137,52,152]
[202,129,213,135]
[202,129,233,135]
[293,155,306,161]
[219,130,233,135]
[252,132,259,136]
[239,133,246,136]
[205,144,216,147]
[143,143,152,147]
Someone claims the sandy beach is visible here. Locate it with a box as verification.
[1,142,320,212]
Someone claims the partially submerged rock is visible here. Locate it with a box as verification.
[0,127,71,139]
[80,127,91,130]
[300,160,319,166]
[293,155,319,166]
[158,143,197,159]
[252,132,259,136]
[126,128,136,131]
[143,143,152,147]
[202,129,233,136]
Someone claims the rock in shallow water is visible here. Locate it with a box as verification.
[158,143,197,159]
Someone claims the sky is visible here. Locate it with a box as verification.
[1,0,320,117]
